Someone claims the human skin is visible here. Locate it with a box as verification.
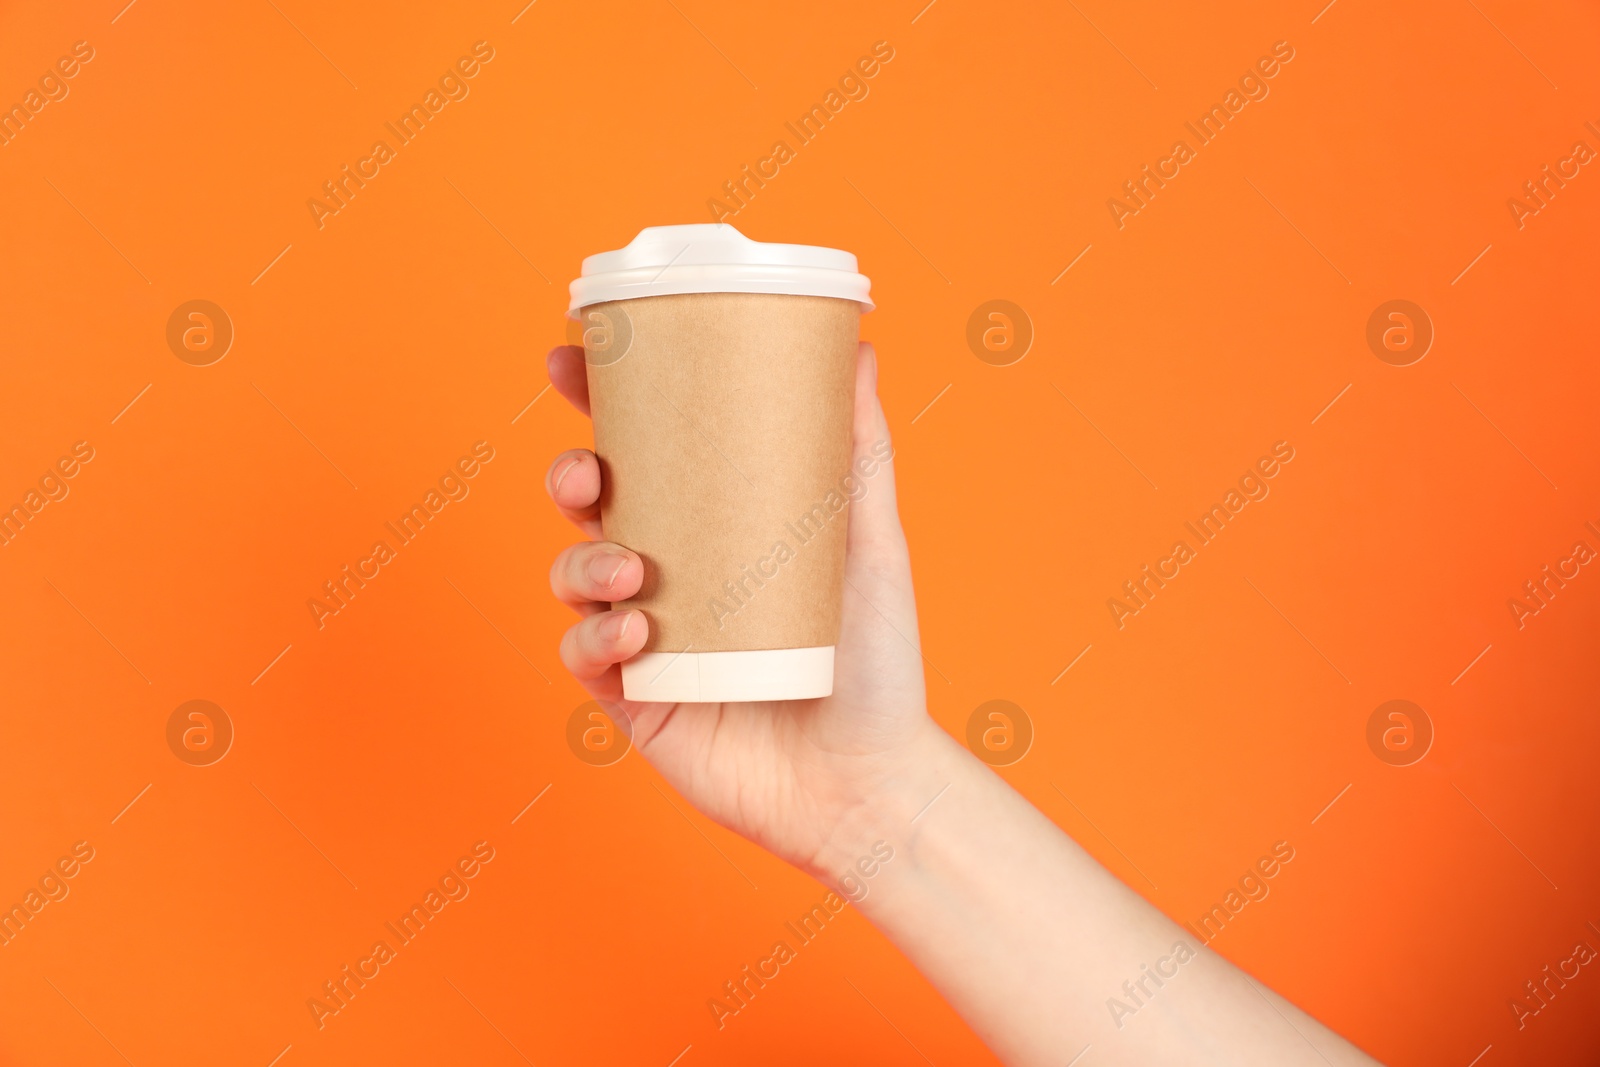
[543,341,1381,1066]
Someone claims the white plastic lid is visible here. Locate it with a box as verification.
[568,224,872,316]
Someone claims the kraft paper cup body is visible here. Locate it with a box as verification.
[569,225,871,703]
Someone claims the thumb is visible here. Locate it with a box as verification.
[844,342,913,599]
[831,340,929,710]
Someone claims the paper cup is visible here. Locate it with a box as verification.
[568,224,872,703]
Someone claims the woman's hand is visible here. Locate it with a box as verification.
[544,338,1383,1066]
[544,340,934,880]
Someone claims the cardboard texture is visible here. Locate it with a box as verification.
[585,292,859,653]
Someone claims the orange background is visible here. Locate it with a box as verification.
[2,1,1598,1064]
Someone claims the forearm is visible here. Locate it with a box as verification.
[814,719,1378,1066]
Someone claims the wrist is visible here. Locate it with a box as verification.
[804,716,971,894]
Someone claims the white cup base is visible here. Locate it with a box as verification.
[621,646,835,703]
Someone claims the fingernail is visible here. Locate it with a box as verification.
[601,611,635,643]
[588,552,631,590]
[551,457,582,496]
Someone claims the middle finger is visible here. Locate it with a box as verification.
[550,540,644,610]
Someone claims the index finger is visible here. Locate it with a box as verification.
[547,345,591,418]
